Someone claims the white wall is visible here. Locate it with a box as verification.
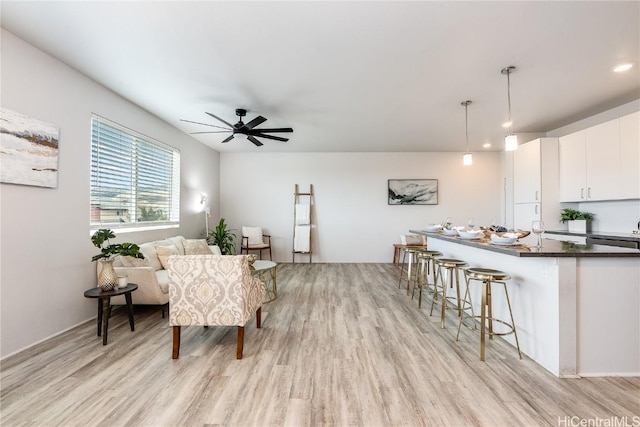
[0,30,220,358]
[220,152,503,263]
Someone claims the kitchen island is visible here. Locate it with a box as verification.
[410,230,640,378]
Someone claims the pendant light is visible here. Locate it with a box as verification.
[461,100,473,166]
[501,65,518,151]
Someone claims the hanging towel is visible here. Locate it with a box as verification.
[295,203,310,225]
[294,225,311,252]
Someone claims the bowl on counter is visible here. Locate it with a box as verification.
[490,233,518,245]
[442,228,458,236]
[424,224,442,232]
[457,230,484,239]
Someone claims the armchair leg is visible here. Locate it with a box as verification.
[256,306,262,328]
[237,326,244,359]
[172,326,181,359]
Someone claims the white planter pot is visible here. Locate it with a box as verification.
[567,220,590,234]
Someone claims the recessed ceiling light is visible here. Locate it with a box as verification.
[613,62,634,72]
[483,143,491,149]
[502,120,512,128]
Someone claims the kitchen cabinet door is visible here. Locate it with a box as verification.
[513,203,541,246]
[513,139,541,203]
[559,130,587,202]
[585,119,620,200]
[619,111,640,199]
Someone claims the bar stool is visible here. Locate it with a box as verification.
[398,247,421,293]
[411,249,442,308]
[430,258,468,328]
[456,267,522,361]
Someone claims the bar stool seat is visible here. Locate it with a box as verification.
[430,258,468,328]
[457,267,522,361]
[411,250,442,308]
[398,247,421,293]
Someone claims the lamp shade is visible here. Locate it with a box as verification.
[463,152,473,166]
[505,133,518,151]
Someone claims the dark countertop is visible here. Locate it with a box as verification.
[409,230,640,258]
[545,230,640,242]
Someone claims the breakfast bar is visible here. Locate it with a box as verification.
[410,230,640,378]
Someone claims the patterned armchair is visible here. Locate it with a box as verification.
[166,255,265,359]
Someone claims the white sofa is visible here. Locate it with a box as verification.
[102,235,221,316]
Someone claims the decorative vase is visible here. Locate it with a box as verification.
[97,259,118,291]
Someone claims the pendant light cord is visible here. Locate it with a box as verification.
[462,100,471,153]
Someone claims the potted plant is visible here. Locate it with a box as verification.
[560,208,594,233]
[91,228,144,290]
[207,218,236,255]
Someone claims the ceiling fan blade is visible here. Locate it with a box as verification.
[244,116,267,130]
[180,119,231,130]
[221,135,235,143]
[253,133,289,142]
[250,127,293,133]
[189,131,233,134]
[205,112,234,128]
[247,135,263,147]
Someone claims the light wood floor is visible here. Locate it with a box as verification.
[1,263,638,426]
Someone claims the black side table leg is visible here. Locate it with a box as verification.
[97,298,103,337]
[102,297,111,345]
[125,292,135,331]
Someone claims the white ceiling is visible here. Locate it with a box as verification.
[1,1,639,153]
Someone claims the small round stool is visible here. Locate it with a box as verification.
[430,258,468,328]
[398,247,421,292]
[411,249,442,308]
[456,267,522,361]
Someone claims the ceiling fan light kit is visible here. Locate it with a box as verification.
[182,108,293,147]
[501,65,518,152]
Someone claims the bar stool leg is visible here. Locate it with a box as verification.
[398,250,408,288]
[480,280,488,361]
[454,268,462,317]
[502,282,523,359]
[440,267,450,329]
[429,264,442,317]
[487,281,494,341]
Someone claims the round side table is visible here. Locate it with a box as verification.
[84,284,138,345]
[251,261,277,303]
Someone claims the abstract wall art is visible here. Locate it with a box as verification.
[388,179,438,205]
[0,108,59,188]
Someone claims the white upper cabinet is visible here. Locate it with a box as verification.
[559,131,588,202]
[619,111,640,199]
[585,119,620,200]
[558,115,636,202]
[513,139,541,203]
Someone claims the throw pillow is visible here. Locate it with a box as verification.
[119,255,150,268]
[183,239,212,255]
[156,245,180,269]
[242,226,263,246]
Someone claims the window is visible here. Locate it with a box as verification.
[90,115,180,231]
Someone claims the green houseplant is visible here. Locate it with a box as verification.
[207,218,236,255]
[91,228,144,290]
[560,208,594,233]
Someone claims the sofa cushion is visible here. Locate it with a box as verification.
[118,256,150,268]
[139,242,163,271]
[183,239,211,255]
[156,245,180,269]
[156,269,170,294]
[168,236,186,255]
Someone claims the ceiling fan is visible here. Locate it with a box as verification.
[181,108,293,147]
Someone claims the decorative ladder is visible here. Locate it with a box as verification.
[292,184,314,263]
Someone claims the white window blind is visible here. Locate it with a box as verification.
[90,115,180,230]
